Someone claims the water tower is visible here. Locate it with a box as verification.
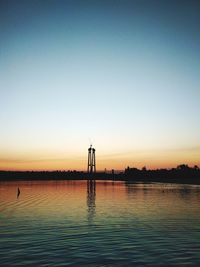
[87,145,96,173]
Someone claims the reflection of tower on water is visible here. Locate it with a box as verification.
[87,179,96,223]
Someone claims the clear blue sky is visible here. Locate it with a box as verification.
[0,0,200,170]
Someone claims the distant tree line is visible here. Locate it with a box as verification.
[0,164,199,184]
[124,164,200,184]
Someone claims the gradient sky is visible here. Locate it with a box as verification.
[0,0,200,171]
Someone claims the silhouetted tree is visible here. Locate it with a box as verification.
[177,164,190,170]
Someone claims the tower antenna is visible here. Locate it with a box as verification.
[88,137,92,147]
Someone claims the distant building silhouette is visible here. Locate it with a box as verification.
[87,145,96,173]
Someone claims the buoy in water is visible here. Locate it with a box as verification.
[17,187,20,198]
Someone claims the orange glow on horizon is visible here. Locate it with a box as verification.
[0,157,199,172]
[0,146,199,171]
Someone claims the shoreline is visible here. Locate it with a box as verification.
[0,170,200,185]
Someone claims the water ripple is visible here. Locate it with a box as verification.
[0,181,200,266]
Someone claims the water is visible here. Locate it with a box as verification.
[0,180,200,267]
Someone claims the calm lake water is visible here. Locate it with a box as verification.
[0,180,200,267]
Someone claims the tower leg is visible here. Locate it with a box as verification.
[87,146,96,174]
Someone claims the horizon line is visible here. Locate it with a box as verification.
[0,163,199,173]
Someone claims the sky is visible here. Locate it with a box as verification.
[0,0,200,171]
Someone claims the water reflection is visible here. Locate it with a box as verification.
[125,181,200,200]
[0,180,200,267]
[87,179,96,223]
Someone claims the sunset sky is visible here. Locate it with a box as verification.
[0,0,200,171]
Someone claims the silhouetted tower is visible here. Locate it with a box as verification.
[87,145,96,173]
